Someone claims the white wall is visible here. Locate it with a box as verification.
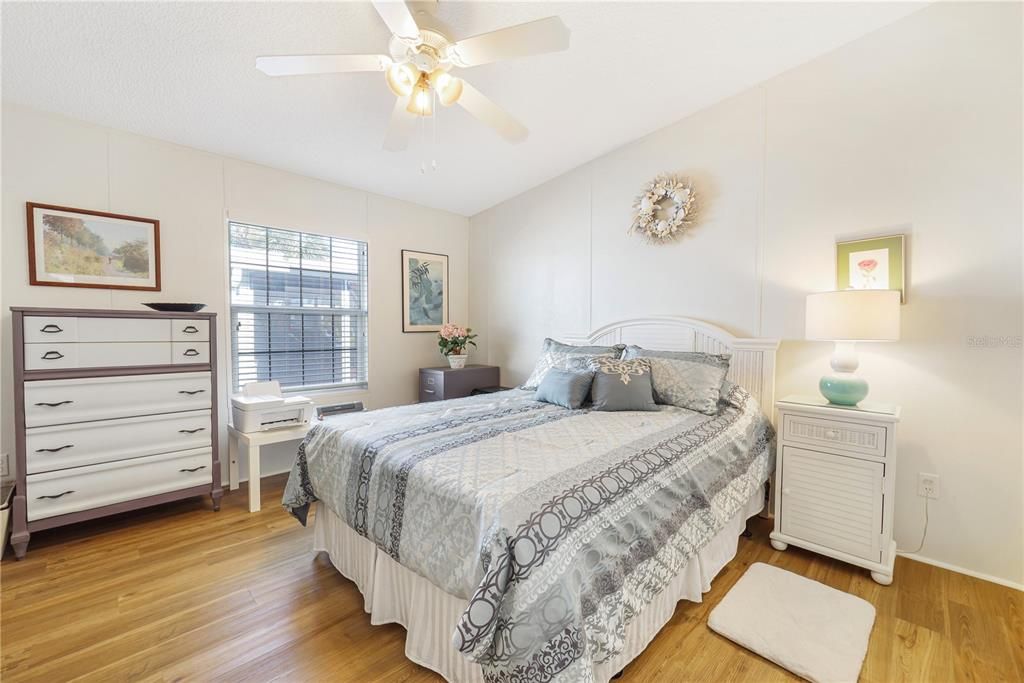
[468,3,1023,586]
[1,103,469,483]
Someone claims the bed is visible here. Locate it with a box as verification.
[283,317,779,683]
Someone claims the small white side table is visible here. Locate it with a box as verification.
[228,424,312,513]
[771,395,901,585]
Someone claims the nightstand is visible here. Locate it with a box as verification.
[419,365,500,402]
[770,395,901,585]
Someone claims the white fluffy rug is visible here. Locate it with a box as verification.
[708,562,876,683]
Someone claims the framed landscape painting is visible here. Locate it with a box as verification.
[27,203,161,290]
[836,234,905,303]
[402,249,448,333]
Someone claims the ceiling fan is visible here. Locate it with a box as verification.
[256,1,570,152]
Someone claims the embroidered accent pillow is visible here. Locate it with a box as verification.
[622,345,731,415]
[586,357,657,412]
[534,369,595,410]
[521,338,626,390]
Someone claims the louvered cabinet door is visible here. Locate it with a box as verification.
[779,446,884,562]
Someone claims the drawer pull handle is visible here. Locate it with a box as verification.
[423,389,435,394]
[179,465,207,473]
[40,324,64,333]
[178,428,205,434]
[37,490,74,500]
[35,444,74,453]
[178,389,206,395]
[41,351,65,360]
[183,349,200,357]
[34,400,73,408]
[182,325,199,333]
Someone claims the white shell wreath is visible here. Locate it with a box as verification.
[629,174,698,243]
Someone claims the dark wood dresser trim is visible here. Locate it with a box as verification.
[12,306,216,319]
[9,307,222,559]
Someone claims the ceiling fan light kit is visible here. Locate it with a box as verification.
[255,1,570,151]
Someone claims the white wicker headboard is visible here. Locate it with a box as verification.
[559,316,780,416]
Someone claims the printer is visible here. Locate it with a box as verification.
[231,380,315,433]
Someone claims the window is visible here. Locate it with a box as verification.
[229,221,368,392]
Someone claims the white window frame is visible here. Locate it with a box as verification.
[227,220,369,393]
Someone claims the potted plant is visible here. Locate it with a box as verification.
[438,323,477,369]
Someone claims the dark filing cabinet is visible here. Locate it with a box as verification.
[419,365,501,402]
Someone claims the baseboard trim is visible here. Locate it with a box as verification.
[897,551,1023,592]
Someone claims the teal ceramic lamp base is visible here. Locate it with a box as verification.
[819,341,869,406]
[819,374,869,406]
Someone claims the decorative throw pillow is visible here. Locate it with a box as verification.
[534,369,595,410]
[587,357,658,412]
[521,338,626,390]
[622,345,730,415]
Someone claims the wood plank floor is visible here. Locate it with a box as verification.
[2,474,1020,682]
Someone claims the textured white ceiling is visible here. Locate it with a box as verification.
[2,2,923,216]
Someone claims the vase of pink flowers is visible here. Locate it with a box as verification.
[438,323,477,369]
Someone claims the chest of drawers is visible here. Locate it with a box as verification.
[10,307,221,559]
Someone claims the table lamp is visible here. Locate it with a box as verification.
[805,290,901,406]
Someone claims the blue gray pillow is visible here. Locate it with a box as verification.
[521,338,626,390]
[534,369,595,410]
[622,345,731,415]
[587,357,657,412]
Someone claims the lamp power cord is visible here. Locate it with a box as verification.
[897,496,929,555]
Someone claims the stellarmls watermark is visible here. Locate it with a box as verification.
[966,335,1022,349]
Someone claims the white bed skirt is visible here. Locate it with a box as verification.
[313,490,764,683]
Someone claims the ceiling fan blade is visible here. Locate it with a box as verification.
[448,16,569,67]
[383,95,417,151]
[256,54,390,76]
[371,1,422,45]
[457,80,528,143]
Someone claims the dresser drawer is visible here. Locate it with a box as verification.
[25,409,212,474]
[24,342,172,370]
[419,371,444,402]
[171,319,209,342]
[78,317,170,342]
[782,413,887,459]
[779,446,884,562]
[26,447,212,522]
[23,316,78,343]
[24,372,212,427]
[172,341,209,364]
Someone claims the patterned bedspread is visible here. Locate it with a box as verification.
[283,385,774,683]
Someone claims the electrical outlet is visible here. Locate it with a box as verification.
[918,472,940,499]
[0,452,8,479]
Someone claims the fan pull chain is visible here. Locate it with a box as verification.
[432,89,439,172]
[419,112,427,174]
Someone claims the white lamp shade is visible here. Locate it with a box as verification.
[805,290,901,342]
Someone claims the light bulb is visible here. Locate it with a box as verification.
[385,62,418,97]
[406,75,433,116]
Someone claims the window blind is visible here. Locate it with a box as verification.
[229,222,368,392]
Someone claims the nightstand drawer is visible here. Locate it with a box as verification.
[779,446,883,562]
[783,414,887,458]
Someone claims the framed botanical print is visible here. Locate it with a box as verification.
[402,249,449,332]
[27,202,161,290]
[836,234,906,303]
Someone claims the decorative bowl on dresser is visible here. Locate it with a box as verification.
[770,395,901,585]
[418,364,500,402]
[10,307,221,559]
